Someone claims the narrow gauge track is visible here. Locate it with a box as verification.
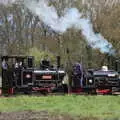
[1,91,120,98]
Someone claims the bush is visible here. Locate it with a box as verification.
[27,47,56,66]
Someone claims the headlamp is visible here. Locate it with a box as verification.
[26,74,31,79]
[89,79,93,84]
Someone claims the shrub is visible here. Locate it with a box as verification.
[27,47,56,66]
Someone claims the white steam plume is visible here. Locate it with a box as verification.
[25,0,114,54]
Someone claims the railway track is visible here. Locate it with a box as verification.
[1,91,120,97]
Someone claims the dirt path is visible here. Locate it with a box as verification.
[0,111,76,120]
[0,110,99,120]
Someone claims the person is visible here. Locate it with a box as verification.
[13,60,22,86]
[2,59,8,70]
[14,61,19,69]
[72,63,83,87]
[19,61,24,69]
[2,59,9,83]
[1,58,13,94]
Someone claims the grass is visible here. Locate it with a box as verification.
[0,95,120,119]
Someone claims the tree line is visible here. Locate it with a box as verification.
[0,0,120,69]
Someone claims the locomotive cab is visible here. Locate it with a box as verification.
[1,56,34,94]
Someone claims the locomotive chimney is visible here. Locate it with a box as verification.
[107,55,111,69]
[27,56,34,68]
[107,53,118,71]
[115,58,120,71]
[115,60,118,71]
[57,56,61,69]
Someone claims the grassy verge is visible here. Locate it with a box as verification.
[0,95,120,119]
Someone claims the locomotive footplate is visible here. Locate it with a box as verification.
[32,87,51,93]
[96,88,112,94]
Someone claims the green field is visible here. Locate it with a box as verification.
[0,95,120,119]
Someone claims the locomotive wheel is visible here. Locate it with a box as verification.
[24,86,32,95]
[40,90,48,95]
[91,89,97,95]
[85,88,96,95]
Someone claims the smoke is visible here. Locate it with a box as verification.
[24,0,114,54]
[24,0,80,33]
[1,0,114,54]
[79,18,114,53]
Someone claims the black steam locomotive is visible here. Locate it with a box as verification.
[1,55,120,95]
[71,63,120,94]
[1,56,65,94]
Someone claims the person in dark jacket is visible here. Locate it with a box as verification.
[2,58,13,94]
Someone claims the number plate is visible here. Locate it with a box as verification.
[42,75,52,79]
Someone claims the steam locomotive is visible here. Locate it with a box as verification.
[1,56,65,94]
[1,55,120,95]
[71,63,120,94]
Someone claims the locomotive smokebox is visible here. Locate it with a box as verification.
[57,56,61,69]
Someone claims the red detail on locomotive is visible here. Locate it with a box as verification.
[42,75,52,79]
